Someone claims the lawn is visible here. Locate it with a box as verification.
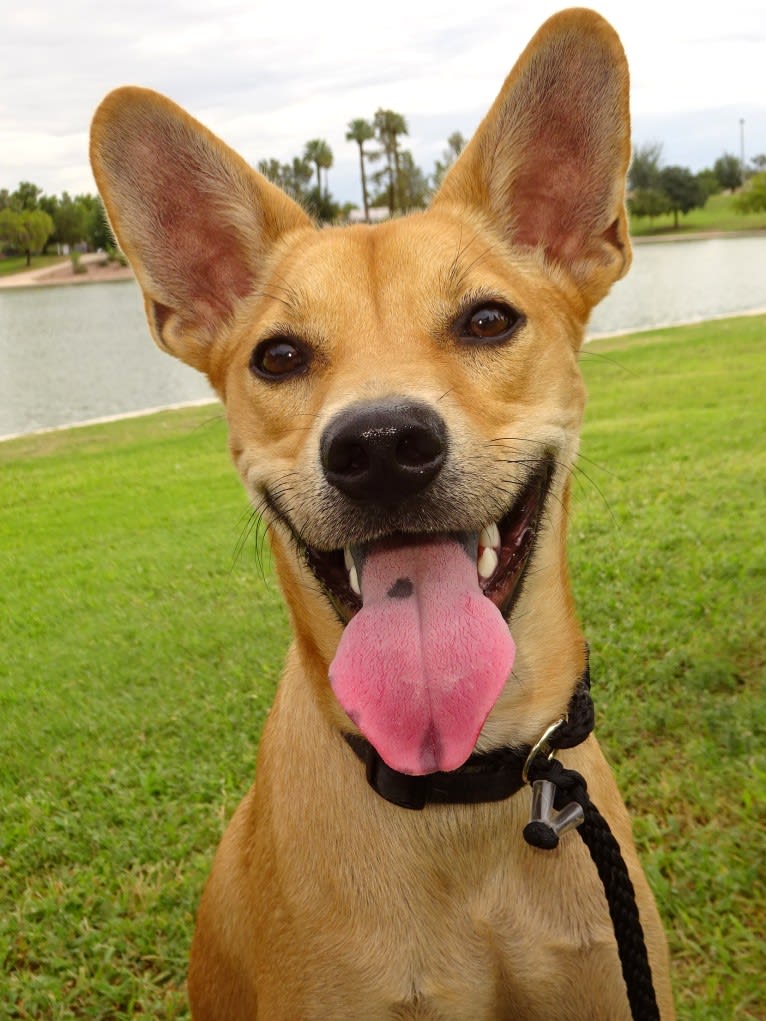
[629,191,766,237]
[1,315,765,1019]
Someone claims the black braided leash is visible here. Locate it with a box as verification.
[524,756,661,1021]
[345,658,661,1021]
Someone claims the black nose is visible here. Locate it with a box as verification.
[320,400,448,506]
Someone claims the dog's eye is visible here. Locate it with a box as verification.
[458,302,524,344]
[250,337,310,380]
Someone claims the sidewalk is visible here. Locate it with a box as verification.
[0,252,133,289]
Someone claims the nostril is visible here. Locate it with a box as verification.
[396,428,444,468]
[321,399,449,505]
[326,439,368,476]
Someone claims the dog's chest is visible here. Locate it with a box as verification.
[296,873,625,1021]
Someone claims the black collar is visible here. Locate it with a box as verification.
[344,656,594,810]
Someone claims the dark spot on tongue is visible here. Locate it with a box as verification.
[329,534,516,775]
[387,577,414,599]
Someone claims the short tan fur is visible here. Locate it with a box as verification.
[91,9,673,1019]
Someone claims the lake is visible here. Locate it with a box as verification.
[2,235,765,439]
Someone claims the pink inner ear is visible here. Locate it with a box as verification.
[512,159,591,263]
[497,36,626,269]
[126,125,256,323]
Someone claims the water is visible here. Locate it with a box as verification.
[589,236,766,336]
[0,282,213,438]
[2,236,765,439]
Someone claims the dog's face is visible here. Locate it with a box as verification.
[91,9,630,775]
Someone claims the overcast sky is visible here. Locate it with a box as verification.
[2,0,764,208]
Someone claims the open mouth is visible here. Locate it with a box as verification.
[286,458,554,776]
[304,459,553,624]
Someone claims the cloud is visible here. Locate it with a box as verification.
[2,0,765,204]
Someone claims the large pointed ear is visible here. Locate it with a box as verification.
[90,87,313,373]
[432,9,631,306]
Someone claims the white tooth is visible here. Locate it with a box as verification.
[344,546,354,572]
[479,523,501,550]
[349,564,361,596]
[477,546,499,580]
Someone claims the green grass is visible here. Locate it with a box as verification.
[629,191,766,237]
[0,254,67,277]
[2,317,765,1018]
[572,315,766,1019]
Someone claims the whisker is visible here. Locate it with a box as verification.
[578,348,636,375]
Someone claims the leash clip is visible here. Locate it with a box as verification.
[522,716,585,849]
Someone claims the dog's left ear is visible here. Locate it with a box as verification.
[432,8,631,308]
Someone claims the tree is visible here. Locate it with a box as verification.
[372,109,408,213]
[695,168,721,200]
[80,194,114,250]
[257,153,337,220]
[0,207,54,264]
[9,180,43,212]
[346,118,375,222]
[257,157,313,203]
[659,165,706,228]
[257,158,285,186]
[629,142,663,192]
[396,151,430,210]
[303,139,333,199]
[713,153,743,191]
[628,188,669,221]
[432,131,467,190]
[286,157,314,200]
[41,192,88,249]
[734,172,766,213]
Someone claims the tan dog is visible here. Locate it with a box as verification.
[91,8,673,1019]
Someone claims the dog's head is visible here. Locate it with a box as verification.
[91,9,630,775]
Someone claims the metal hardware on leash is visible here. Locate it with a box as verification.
[522,716,585,850]
[525,779,585,849]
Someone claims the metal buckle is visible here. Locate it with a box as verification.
[521,715,567,784]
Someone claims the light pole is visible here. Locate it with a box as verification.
[740,118,746,177]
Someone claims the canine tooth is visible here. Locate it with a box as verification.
[477,546,499,580]
[344,546,354,572]
[349,565,361,596]
[479,523,501,550]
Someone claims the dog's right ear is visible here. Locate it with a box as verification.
[90,87,313,374]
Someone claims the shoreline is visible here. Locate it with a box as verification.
[2,308,764,445]
[586,304,766,340]
[631,227,766,245]
[0,398,220,445]
[1,228,765,291]
[0,252,134,289]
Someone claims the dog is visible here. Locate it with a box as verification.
[90,8,674,1019]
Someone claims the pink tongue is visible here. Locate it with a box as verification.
[329,537,515,775]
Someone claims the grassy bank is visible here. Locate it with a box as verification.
[2,316,765,1018]
[0,254,67,277]
[629,190,766,237]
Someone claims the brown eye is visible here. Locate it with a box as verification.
[250,337,310,380]
[459,302,524,344]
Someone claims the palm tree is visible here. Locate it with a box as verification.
[303,139,333,200]
[373,109,408,213]
[346,118,375,222]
